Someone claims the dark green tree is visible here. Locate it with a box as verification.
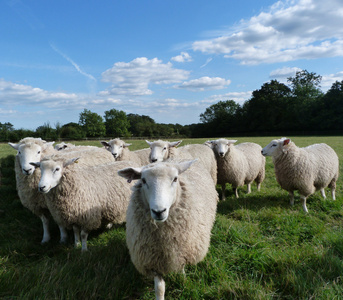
[127,114,156,137]
[104,109,131,137]
[199,100,241,136]
[242,80,292,132]
[60,122,86,140]
[79,109,106,137]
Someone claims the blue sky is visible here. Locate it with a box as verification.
[1,0,343,130]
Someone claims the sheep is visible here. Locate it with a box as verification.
[30,156,134,251]
[54,142,75,151]
[8,137,57,243]
[261,138,339,213]
[101,138,150,165]
[9,139,114,244]
[118,160,218,300]
[146,140,217,184]
[206,139,265,200]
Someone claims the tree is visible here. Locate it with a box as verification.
[127,114,156,137]
[104,109,131,137]
[79,109,106,137]
[199,100,241,136]
[287,70,324,130]
[60,122,86,140]
[242,80,292,132]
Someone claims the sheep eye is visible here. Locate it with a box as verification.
[142,178,146,184]
[173,177,178,183]
[163,147,167,150]
[38,151,41,154]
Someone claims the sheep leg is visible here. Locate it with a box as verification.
[247,183,251,194]
[40,214,50,244]
[59,225,68,244]
[154,275,165,300]
[221,184,226,201]
[289,191,294,206]
[257,182,261,192]
[81,229,88,252]
[234,187,239,198]
[300,195,308,213]
[320,188,326,199]
[73,225,81,248]
[331,189,336,200]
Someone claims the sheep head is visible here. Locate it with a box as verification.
[30,157,79,193]
[9,140,54,175]
[118,160,196,222]
[146,140,182,163]
[101,138,131,159]
[261,137,291,157]
[206,139,237,158]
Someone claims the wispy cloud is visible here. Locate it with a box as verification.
[50,43,96,82]
[200,57,213,68]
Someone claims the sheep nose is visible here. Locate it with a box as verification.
[151,158,158,163]
[39,186,46,192]
[219,152,224,157]
[151,208,166,219]
[113,153,117,158]
[23,168,32,175]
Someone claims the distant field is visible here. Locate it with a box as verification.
[1,136,343,299]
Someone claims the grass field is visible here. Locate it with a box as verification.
[1,137,343,299]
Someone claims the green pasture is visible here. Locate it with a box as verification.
[1,136,343,299]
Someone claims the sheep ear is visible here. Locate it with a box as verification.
[101,141,110,148]
[146,140,153,146]
[227,140,237,145]
[118,167,142,183]
[30,162,41,168]
[8,142,19,150]
[124,143,132,148]
[283,139,291,146]
[170,140,182,148]
[176,159,197,174]
[204,141,214,148]
[63,157,80,167]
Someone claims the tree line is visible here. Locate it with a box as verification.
[1,70,343,142]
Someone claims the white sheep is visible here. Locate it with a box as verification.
[31,156,134,251]
[9,137,57,243]
[261,138,339,213]
[146,140,217,184]
[206,139,266,200]
[118,160,218,300]
[9,139,114,244]
[54,142,75,151]
[101,138,150,165]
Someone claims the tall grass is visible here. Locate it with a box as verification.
[1,137,343,299]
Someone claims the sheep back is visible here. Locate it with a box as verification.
[217,142,265,188]
[44,161,133,231]
[126,161,218,277]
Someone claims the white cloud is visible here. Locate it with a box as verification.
[269,67,302,83]
[101,57,190,96]
[0,78,80,107]
[192,0,343,65]
[321,71,343,90]
[204,91,252,104]
[176,76,231,91]
[171,52,193,62]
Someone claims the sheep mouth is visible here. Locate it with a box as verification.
[39,186,52,194]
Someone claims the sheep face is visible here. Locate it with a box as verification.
[101,139,131,159]
[9,142,44,175]
[146,140,182,163]
[54,143,68,151]
[30,157,79,193]
[207,139,237,158]
[262,138,290,157]
[118,160,195,222]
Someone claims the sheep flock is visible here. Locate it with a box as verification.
[7,136,340,299]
